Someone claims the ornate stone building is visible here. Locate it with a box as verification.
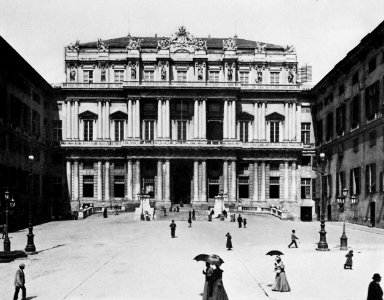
[59,26,316,220]
[311,21,384,228]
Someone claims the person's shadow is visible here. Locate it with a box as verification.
[25,296,37,300]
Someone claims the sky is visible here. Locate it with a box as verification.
[0,0,383,85]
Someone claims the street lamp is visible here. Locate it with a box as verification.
[25,155,36,253]
[1,188,15,251]
[337,187,349,250]
[317,152,329,251]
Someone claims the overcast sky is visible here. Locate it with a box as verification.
[0,0,383,85]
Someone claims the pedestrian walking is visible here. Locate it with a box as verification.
[367,273,383,300]
[188,216,192,227]
[170,220,176,238]
[202,262,213,300]
[13,263,26,300]
[288,230,299,248]
[237,214,243,228]
[225,232,232,250]
[103,207,108,218]
[344,250,353,269]
[210,265,229,300]
[272,256,291,292]
[189,210,192,219]
[192,209,196,220]
[243,218,247,228]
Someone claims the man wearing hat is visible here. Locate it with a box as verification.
[367,273,383,300]
[14,263,26,300]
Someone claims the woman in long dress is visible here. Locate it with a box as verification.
[344,250,353,269]
[203,262,213,300]
[210,265,229,300]
[225,233,232,250]
[271,256,291,292]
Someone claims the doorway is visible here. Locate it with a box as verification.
[171,160,192,204]
[300,206,312,222]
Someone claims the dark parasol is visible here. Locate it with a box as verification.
[193,254,224,266]
[266,250,284,256]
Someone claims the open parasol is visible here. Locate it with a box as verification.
[266,250,284,256]
[194,254,224,266]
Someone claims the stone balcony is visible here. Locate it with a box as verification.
[60,139,304,150]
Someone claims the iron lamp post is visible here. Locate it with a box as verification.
[25,155,36,253]
[2,188,15,251]
[317,152,329,251]
[337,187,349,250]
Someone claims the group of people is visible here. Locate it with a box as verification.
[203,263,229,300]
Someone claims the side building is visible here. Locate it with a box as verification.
[0,36,65,230]
[58,26,316,220]
[311,20,384,228]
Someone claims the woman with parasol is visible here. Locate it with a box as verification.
[202,262,213,300]
[271,256,291,292]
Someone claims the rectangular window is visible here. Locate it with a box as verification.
[365,81,380,121]
[269,177,280,198]
[114,162,125,170]
[366,163,376,193]
[301,106,311,113]
[84,120,93,141]
[177,71,187,82]
[338,84,345,96]
[326,113,333,141]
[144,120,154,141]
[326,174,332,198]
[350,167,361,195]
[301,178,311,199]
[270,72,279,85]
[52,120,62,142]
[270,121,279,142]
[368,56,377,73]
[83,175,94,197]
[144,71,154,82]
[114,120,124,141]
[84,70,93,83]
[353,137,359,152]
[301,123,311,144]
[239,72,249,84]
[32,91,41,104]
[114,70,124,83]
[352,72,359,85]
[114,176,125,197]
[336,105,346,135]
[177,120,187,141]
[350,95,360,128]
[238,176,249,198]
[209,71,220,82]
[32,110,40,138]
[270,162,280,171]
[101,69,106,82]
[324,94,333,105]
[336,171,346,197]
[83,162,94,170]
[239,121,249,142]
[369,130,376,147]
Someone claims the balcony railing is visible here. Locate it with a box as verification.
[60,81,302,91]
[60,139,305,149]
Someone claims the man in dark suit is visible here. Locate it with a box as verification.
[367,273,383,300]
[237,214,243,228]
[14,263,26,300]
[170,220,176,238]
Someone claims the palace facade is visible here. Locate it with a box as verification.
[311,21,384,228]
[58,27,316,220]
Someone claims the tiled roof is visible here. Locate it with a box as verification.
[80,36,284,51]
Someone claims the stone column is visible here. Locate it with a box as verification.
[135,99,140,139]
[165,99,170,139]
[73,160,79,200]
[231,161,237,201]
[296,104,301,143]
[223,99,228,139]
[157,160,163,201]
[284,102,289,141]
[157,99,162,139]
[66,161,72,199]
[232,100,236,139]
[223,160,228,195]
[260,161,266,201]
[284,161,289,200]
[165,159,170,202]
[128,99,133,138]
[66,100,71,139]
[261,102,266,140]
[194,99,199,139]
[199,101,203,139]
[132,100,136,139]
[201,160,207,202]
[97,161,102,201]
[194,160,199,202]
[105,161,110,201]
[289,103,293,141]
[73,100,79,139]
[291,162,297,201]
[97,100,102,139]
[127,160,133,201]
[105,100,110,140]
[253,103,258,141]
[228,101,232,139]
[202,99,206,139]
[135,160,141,199]
[292,103,297,141]
[253,161,258,201]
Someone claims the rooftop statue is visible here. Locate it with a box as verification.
[285,45,296,54]
[255,41,266,53]
[158,26,206,51]
[97,39,109,52]
[67,40,80,51]
[223,37,237,51]
[126,35,143,50]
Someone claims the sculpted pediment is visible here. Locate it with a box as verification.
[265,112,285,121]
[110,111,128,120]
[157,26,207,53]
[79,110,98,120]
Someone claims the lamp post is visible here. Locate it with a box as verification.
[25,155,36,253]
[317,152,329,251]
[337,187,348,250]
[2,188,15,251]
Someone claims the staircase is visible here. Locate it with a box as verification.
[155,204,215,221]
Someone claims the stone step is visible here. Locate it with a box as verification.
[155,210,233,221]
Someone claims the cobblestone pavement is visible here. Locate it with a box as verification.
[0,213,383,300]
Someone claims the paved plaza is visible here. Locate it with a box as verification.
[0,212,383,300]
